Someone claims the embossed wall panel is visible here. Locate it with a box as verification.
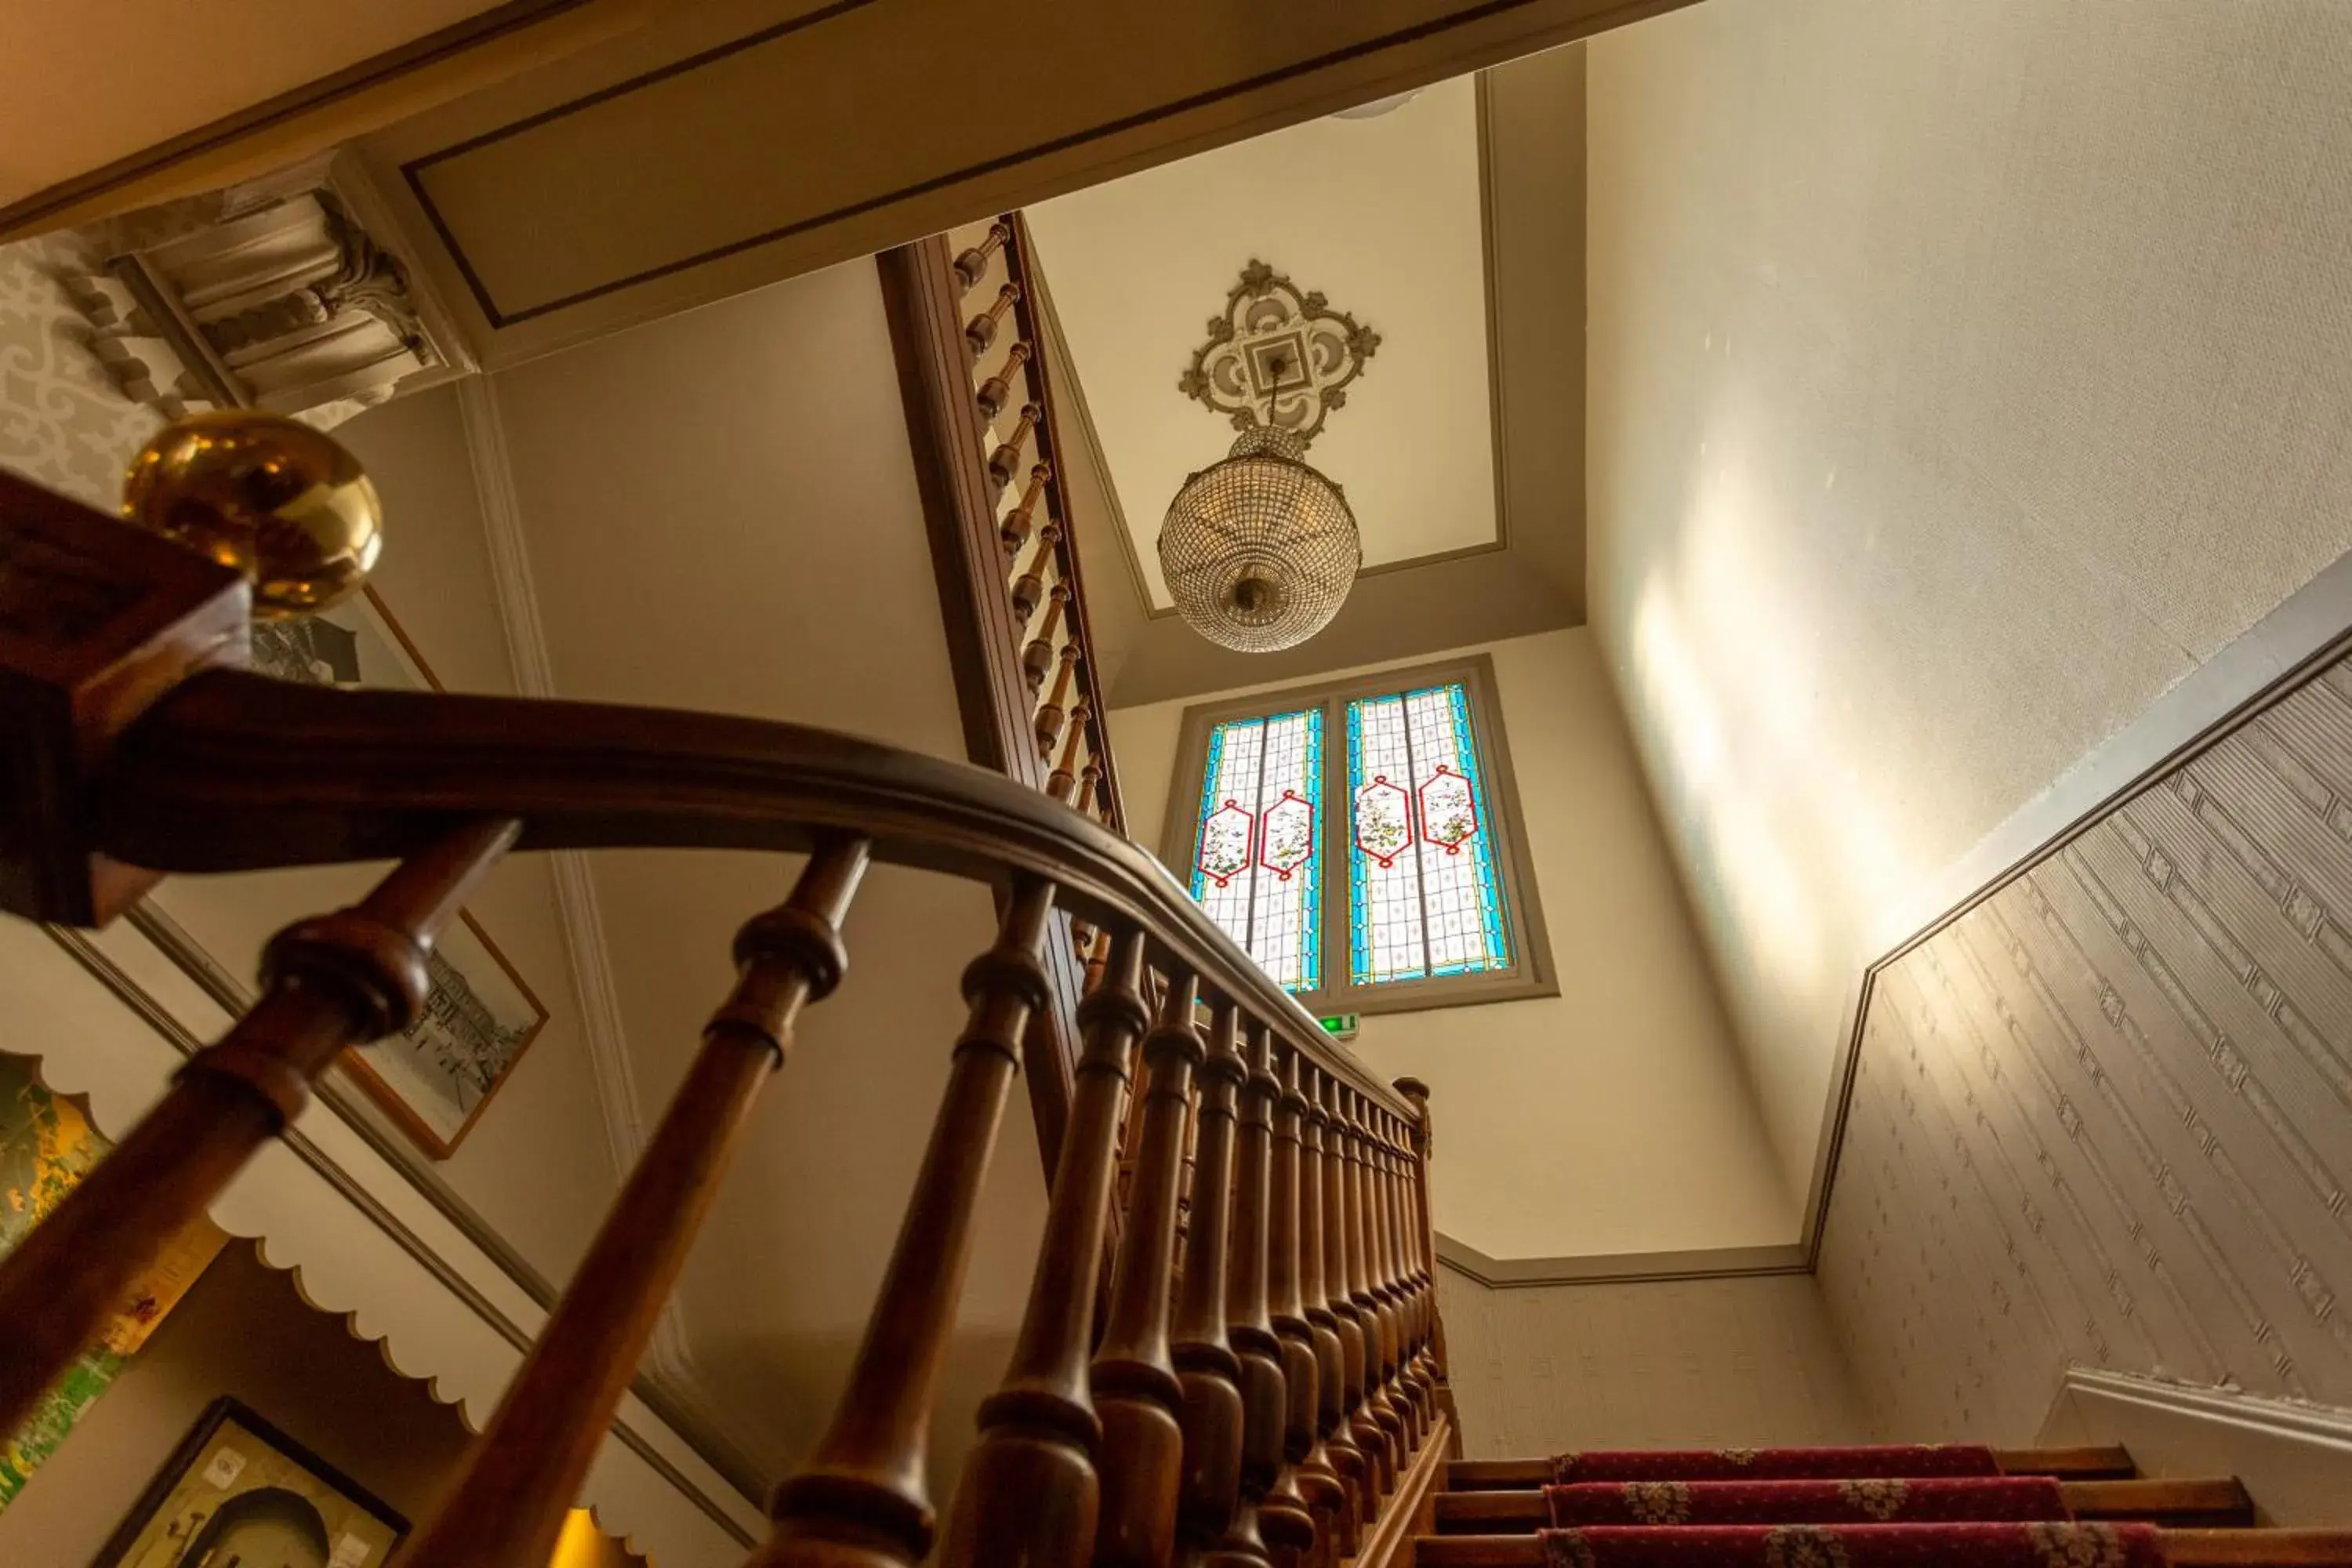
[1821,649,2352,1440]
[1439,1267,1868,1458]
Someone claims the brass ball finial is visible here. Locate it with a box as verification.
[122,411,383,619]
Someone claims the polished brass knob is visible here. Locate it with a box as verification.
[122,411,383,619]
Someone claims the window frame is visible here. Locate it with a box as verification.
[1157,652,1555,1018]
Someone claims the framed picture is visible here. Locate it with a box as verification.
[94,1398,408,1568]
[1,1053,225,1516]
[240,586,551,1158]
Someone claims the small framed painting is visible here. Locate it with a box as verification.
[93,1398,408,1568]
[244,586,551,1157]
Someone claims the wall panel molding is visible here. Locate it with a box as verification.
[1817,613,2352,1439]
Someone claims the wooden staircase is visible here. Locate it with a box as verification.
[1410,1446,2352,1566]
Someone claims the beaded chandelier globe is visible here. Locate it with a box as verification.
[1160,426,1359,652]
[1157,259,1379,653]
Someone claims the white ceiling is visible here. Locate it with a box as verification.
[1027,74,1497,611]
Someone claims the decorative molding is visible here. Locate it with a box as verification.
[2057,1368,2352,1452]
[37,920,762,1546]
[1179,258,1378,446]
[2045,1369,2352,1526]
[1801,547,2352,1264]
[64,151,468,427]
[1438,1231,1808,1290]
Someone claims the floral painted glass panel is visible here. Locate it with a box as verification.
[1189,709,1323,990]
[1346,682,1512,985]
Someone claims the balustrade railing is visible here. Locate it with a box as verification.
[891,213,1124,836]
[0,431,1454,1568]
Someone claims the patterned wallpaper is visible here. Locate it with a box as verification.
[1820,648,2352,1441]
[0,233,162,507]
[1439,1267,1868,1457]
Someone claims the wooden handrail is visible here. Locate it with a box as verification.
[0,466,1452,1568]
[85,669,1399,1110]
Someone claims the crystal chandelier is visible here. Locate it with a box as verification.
[1157,260,1377,653]
[1159,426,1360,652]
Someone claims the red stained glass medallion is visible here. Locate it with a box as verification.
[1352,774,1414,868]
[1418,764,1479,856]
[1199,799,1254,887]
[1260,789,1315,880]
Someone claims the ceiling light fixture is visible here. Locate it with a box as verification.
[1159,260,1378,653]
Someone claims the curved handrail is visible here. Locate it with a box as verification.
[99,669,1410,1114]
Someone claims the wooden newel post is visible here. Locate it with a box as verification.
[942,927,1150,1568]
[1392,1076,1457,1455]
[0,815,517,1438]
[402,836,871,1568]
[755,875,1058,1568]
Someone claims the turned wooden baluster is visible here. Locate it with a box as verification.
[943,928,1151,1568]
[1330,1081,1395,1500]
[1393,1076,1455,1443]
[968,283,1022,356]
[1076,758,1104,818]
[1169,1001,1247,1566]
[1268,1048,1344,1563]
[1224,1023,1298,1568]
[404,837,870,1568]
[1369,1105,1421,1435]
[1002,463,1053,554]
[1047,704,1091,802]
[1091,970,1205,1568]
[753,877,1058,1568]
[953,221,1011,291]
[978,341,1033,421]
[1347,1087,1409,1472]
[0,816,517,1437]
[1386,1107,1436,1428]
[1013,532,1064,623]
[1036,646,1080,746]
[1026,591,1073,691]
[1298,1070,1363,1541]
[1314,1072,1377,1519]
[989,401,1043,490]
[1367,1105,1421,1447]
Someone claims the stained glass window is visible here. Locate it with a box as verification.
[1189,708,1323,991]
[1346,683,1512,985]
[1174,660,1537,1013]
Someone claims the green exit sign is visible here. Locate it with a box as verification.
[1318,1014,1359,1040]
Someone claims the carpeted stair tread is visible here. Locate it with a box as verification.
[1435,1478,2256,1534]
[1447,1446,2139,1491]
[1413,1527,2352,1567]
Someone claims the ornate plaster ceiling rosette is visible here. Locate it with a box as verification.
[1177,258,1380,446]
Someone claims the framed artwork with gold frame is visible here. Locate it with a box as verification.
[93,1397,408,1568]
[215,586,550,1158]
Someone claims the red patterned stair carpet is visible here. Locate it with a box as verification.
[1548,1477,2071,1526]
[1533,1449,2159,1568]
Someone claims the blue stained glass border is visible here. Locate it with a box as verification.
[1296,706,1324,993]
[1189,720,1232,902]
[1436,681,1512,972]
[1345,697,1371,985]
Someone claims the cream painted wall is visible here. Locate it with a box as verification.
[145,383,626,1287]
[1585,0,2352,1207]
[475,256,1048,1494]
[1439,1267,1866,1457]
[1112,626,1795,1264]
